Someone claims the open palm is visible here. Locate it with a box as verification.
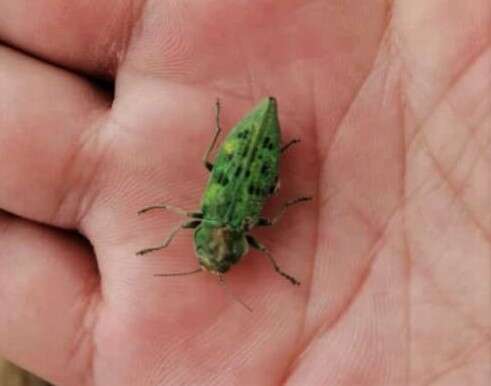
[0,2,489,385]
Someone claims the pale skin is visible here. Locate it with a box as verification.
[0,1,489,386]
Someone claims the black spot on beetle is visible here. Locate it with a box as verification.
[262,136,276,150]
[237,130,249,139]
[241,143,250,156]
[248,183,261,195]
[234,165,243,177]
[260,163,270,175]
[215,171,230,186]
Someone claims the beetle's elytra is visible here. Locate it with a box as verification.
[137,97,311,289]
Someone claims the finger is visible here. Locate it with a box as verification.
[0,45,110,227]
[0,0,137,76]
[0,212,99,386]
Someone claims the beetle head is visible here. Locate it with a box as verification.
[193,224,248,274]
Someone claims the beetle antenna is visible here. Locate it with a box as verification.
[218,274,252,312]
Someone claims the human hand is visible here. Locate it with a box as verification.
[0,1,489,385]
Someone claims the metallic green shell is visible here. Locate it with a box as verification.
[201,97,280,230]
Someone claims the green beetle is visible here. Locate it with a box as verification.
[137,97,310,287]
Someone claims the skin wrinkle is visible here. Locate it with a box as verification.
[45,118,108,385]
[323,91,406,329]
[402,147,481,234]
[411,250,491,337]
[420,339,490,386]
[423,47,491,163]
[121,0,154,74]
[65,276,101,386]
[286,118,413,378]
[406,129,491,381]
[311,50,395,302]
[429,107,486,191]
[202,313,288,386]
[398,48,412,386]
[0,211,15,237]
[285,5,404,381]
[400,59,490,226]
[318,16,398,167]
[448,99,491,155]
[280,66,321,386]
[397,37,490,148]
[401,231,412,386]
[103,0,146,76]
[316,50,378,166]
[420,119,491,228]
[122,0,199,85]
[61,122,132,381]
[379,3,406,111]
[25,1,140,79]
[402,85,485,162]
[286,228,383,380]
[367,25,413,383]
[52,109,111,228]
[74,120,121,233]
[337,199,404,326]
[0,9,97,76]
[287,198,399,380]
[0,40,48,69]
[151,293,280,384]
[421,136,491,243]
[414,264,491,341]
[44,96,113,385]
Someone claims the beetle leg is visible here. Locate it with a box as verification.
[136,219,201,256]
[203,99,222,171]
[218,274,253,312]
[137,204,202,219]
[154,268,202,277]
[281,138,301,153]
[246,235,300,286]
[271,179,281,196]
[257,196,311,226]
